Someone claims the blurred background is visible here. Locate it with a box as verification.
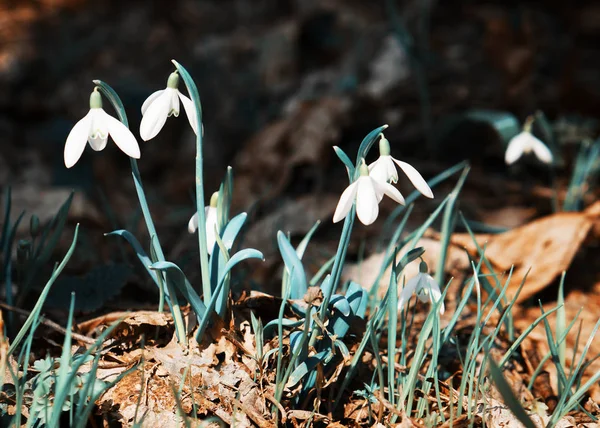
[1,0,599,311]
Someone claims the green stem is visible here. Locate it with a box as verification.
[172,60,211,305]
[319,209,355,324]
[93,80,186,343]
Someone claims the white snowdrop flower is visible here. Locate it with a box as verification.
[398,260,445,315]
[64,88,140,168]
[188,192,219,255]
[368,134,433,198]
[140,71,199,141]
[333,159,405,226]
[505,117,553,165]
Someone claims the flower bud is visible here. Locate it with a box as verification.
[17,239,31,266]
[29,214,40,238]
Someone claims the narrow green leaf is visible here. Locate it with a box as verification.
[488,357,536,428]
[277,231,307,299]
[333,146,355,180]
[9,225,79,355]
[286,350,329,388]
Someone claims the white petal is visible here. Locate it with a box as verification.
[141,89,165,115]
[386,158,399,183]
[368,157,390,184]
[372,179,405,205]
[355,177,379,225]
[333,181,359,223]
[530,136,553,164]
[426,275,444,315]
[505,132,528,164]
[64,111,92,168]
[102,110,141,159]
[140,90,171,141]
[205,206,218,255]
[393,159,433,198]
[87,109,108,151]
[188,212,199,233]
[178,91,199,135]
[398,275,419,312]
[415,275,431,303]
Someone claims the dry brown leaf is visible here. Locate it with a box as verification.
[77,311,173,337]
[343,237,471,299]
[452,202,600,302]
[517,278,600,404]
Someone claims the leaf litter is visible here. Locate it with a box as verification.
[1,200,599,426]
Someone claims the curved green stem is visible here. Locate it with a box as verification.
[93,80,186,344]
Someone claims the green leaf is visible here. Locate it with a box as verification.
[23,192,74,297]
[93,80,129,126]
[149,261,206,319]
[277,231,307,300]
[264,319,304,336]
[106,229,160,288]
[333,146,355,180]
[356,125,389,167]
[488,357,537,428]
[217,166,234,232]
[286,350,329,388]
[209,212,247,292]
[465,110,520,143]
[9,225,80,356]
[331,294,351,316]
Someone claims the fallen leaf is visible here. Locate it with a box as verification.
[452,202,600,302]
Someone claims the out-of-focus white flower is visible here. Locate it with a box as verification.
[64,88,140,168]
[505,118,553,165]
[188,192,219,254]
[333,159,405,226]
[398,260,445,315]
[140,71,199,141]
[368,134,433,198]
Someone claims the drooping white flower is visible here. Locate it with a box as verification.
[140,71,199,141]
[188,192,219,255]
[398,260,445,315]
[368,134,434,198]
[333,159,405,226]
[505,117,553,165]
[64,88,140,168]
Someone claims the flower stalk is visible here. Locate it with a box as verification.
[171,60,212,305]
[93,80,186,344]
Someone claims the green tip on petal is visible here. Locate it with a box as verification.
[90,88,102,109]
[209,192,219,207]
[379,134,391,156]
[419,260,428,273]
[167,71,179,89]
[358,158,369,176]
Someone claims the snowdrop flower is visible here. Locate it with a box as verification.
[505,117,553,165]
[140,71,199,141]
[188,192,219,255]
[333,159,405,226]
[64,88,140,168]
[398,260,445,315]
[368,134,433,198]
